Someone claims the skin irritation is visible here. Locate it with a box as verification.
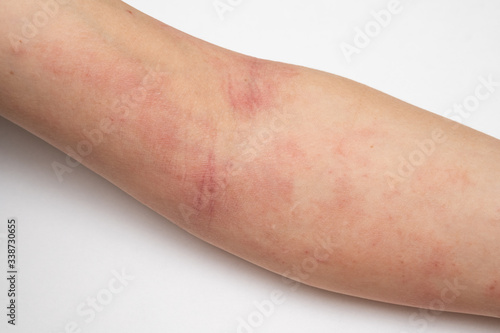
[2,0,499,318]
[185,66,372,268]
[171,56,301,231]
[219,56,299,121]
[488,280,498,295]
[212,128,407,294]
[19,5,495,311]
[0,35,151,152]
[257,126,466,303]
[130,55,472,307]
[227,60,271,119]
[36,42,143,95]
[14,27,195,221]
[193,151,219,218]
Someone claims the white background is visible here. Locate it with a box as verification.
[1,0,500,332]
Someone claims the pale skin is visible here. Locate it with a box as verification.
[1,0,499,318]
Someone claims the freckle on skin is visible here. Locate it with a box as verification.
[11,40,25,56]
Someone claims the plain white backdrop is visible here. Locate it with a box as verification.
[1,0,500,332]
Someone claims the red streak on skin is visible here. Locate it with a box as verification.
[126,10,133,15]
[138,99,226,232]
[172,55,300,234]
[193,151,219,220]
[217,56,298,121]
[227,62,269,118]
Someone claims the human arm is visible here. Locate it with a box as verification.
[1,0,499,318]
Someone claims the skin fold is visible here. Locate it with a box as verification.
[0,0,499,318]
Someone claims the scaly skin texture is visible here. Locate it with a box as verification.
[0,0,499,318]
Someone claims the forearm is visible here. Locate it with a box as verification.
[0,0,240,218]
[1,0,499,318]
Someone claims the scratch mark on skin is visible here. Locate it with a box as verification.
[194,151,219,221]
[184,117,231,229]
[215,55,299,121]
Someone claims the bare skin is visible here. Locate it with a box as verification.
[1,0,499,318]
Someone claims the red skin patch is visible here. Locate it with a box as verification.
[134,103,226,233]
[227,60,272,119]
[169,56,299,232]
[420,243,451,280]
[136,100,182,156]
[227,152,295,240]
[34,41,143,97]
[273,138,307,160]
[212,55,299,121]
[487,280,500,300]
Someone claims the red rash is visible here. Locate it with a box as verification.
[226,149,296,244]
[487,280,500,300]
[171,56,301,232]
[35,41,143,97]
[227,66,270,118]
[220,56,298,121]
[272,138,307,160]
